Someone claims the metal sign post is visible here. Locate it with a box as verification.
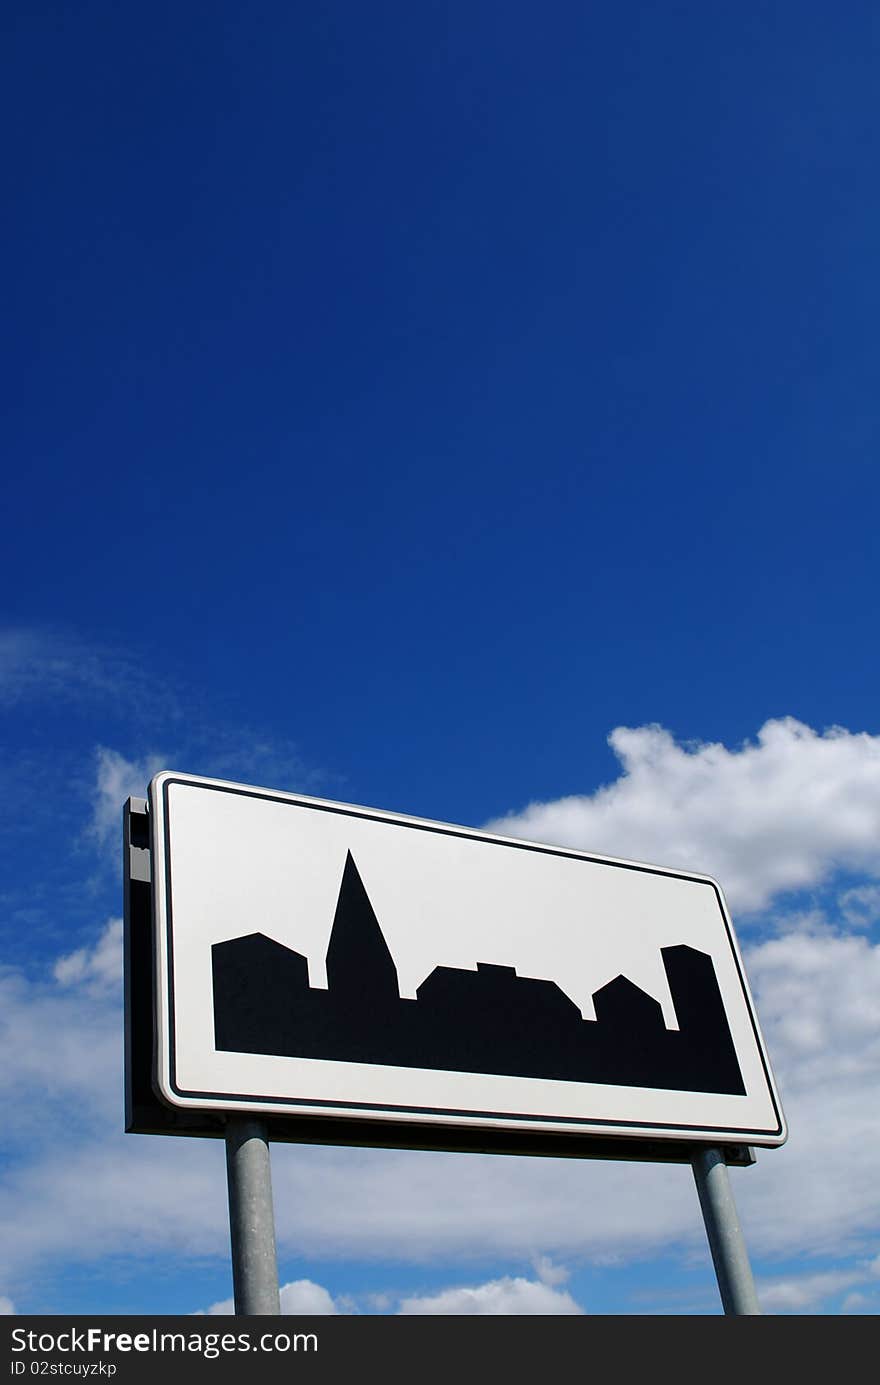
[225,1117,281,1315]
[692,1146,761,1314]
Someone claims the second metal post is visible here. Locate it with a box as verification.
[225,1116,281,1315]
[692,1145,761,1315]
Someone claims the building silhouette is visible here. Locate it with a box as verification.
[212,851,745,1094]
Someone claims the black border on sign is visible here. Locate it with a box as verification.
[156,776,785,1144]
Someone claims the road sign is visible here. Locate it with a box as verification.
[142,771,785,1151]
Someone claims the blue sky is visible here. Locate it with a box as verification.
[2,1,880,1315]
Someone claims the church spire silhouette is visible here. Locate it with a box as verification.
[325,851,400,1007]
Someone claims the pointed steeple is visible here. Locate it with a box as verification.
[325,852,400,1006]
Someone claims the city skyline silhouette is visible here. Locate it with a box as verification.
[212,851,746,1094]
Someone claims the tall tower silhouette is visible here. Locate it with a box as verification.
[662,945,745,1094]
[325,852,400,1008]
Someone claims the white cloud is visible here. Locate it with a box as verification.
[745,932,880,1091]
[0,1297,14,1315]
[485,718,880,914]
[189,735,329,801]
[532,1255,569,1286]
[0,1135,228,1286]
[0,930,120,1132]
[0,628,136,708]
[202,1280,339,1316]
[759,1267,868,1313]
[397,1274,584,1315]
[728,930,880,1263]
[841,1292,872,1313]
[269,1143,694,1264]
[279,1280,339,1314]
[90,747,165,848]
[363,1292,393,1310]
[54,918,123,993]
[757,1252,880,1313]
[838,884,880,930]
[200,1273,580,1316]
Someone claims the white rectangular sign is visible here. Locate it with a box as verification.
[149,771,786,1147]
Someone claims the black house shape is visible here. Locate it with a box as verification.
[212,852,745,1094]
